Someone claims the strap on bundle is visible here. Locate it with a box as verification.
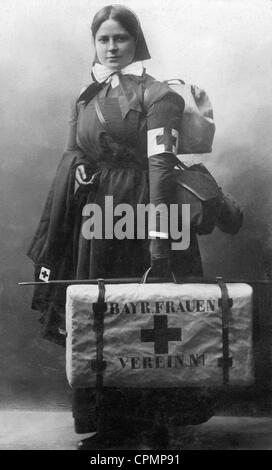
[92,279,107,419]
[216,277,233,386]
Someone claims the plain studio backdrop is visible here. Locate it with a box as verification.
[0,0,272,409]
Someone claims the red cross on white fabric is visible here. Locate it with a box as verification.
[148,127,179,157]
[141,315,182,354]
[156,128,177,152]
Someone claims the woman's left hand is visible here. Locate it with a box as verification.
[75,164,93,185]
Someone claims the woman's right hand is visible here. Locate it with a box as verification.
[75,165,93,185]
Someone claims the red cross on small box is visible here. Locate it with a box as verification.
[39,266,51,282]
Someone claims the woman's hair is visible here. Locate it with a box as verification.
[91,4,151,62]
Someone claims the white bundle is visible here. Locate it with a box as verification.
[66,282,253,389]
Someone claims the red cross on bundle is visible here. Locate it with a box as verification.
[156,128,177,153]
[141,315,181,354]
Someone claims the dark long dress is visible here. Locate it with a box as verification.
[28,70,209,434]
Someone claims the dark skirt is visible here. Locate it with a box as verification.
[29,162,205,433]
[72,387,218,434]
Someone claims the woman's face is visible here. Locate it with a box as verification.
[95,19,136,70]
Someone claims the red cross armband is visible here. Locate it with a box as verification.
[146,91,184,255]
[148,127,179,157]
[146,90,184,158]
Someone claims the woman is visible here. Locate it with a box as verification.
[28,4,207,450]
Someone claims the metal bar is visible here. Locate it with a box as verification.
[18,278,272,286]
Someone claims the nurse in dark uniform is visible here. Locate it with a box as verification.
[28,4,205,449]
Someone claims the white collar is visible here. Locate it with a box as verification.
[92,61,144,88]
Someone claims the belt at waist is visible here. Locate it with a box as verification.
[96,160,148,170]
